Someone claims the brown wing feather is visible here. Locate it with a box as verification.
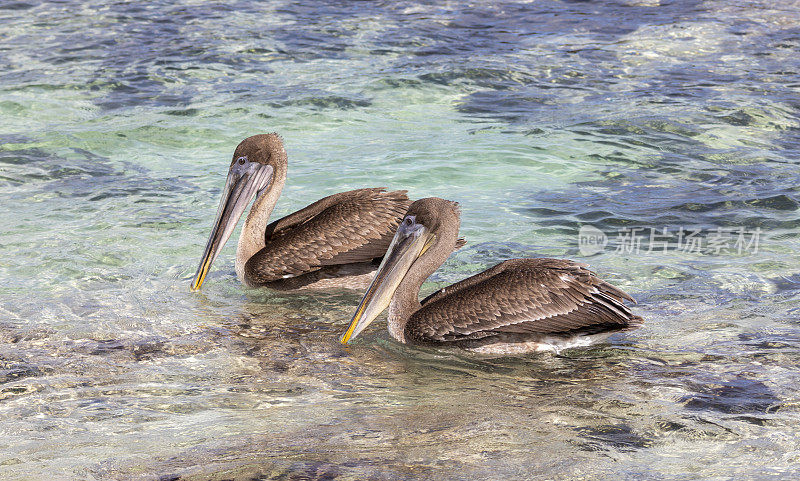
[264,188,385,240]
[245,188,411,283]
[407,258,642,343]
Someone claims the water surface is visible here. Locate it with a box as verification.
[1,0,800,479]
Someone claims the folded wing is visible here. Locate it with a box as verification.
[407,258,642,343]
[245,188,411,283]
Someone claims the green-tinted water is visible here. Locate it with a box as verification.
[1,1,799,479]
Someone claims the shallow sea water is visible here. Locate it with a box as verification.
[1,0,800,479]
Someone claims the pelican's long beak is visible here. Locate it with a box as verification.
[190,162,273,291]
[340,220,435,344]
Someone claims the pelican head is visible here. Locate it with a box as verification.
[340,198,461,343]
[191,134,286,290]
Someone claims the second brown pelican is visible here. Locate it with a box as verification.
[191,133,412,291]
[340,198,642,354]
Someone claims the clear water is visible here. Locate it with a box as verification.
[1,0,799,479]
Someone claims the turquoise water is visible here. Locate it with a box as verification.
[1,0,800,479]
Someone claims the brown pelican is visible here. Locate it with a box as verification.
[340,198,642,354]
[191,133,412,291]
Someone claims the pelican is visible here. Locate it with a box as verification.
[340,198,642,354]
[191,133,412,291]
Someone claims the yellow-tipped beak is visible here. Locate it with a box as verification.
[190,161,273,291]
[340,223,434,344]
[191,256,212,291]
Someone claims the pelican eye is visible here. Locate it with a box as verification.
[404,217,413,226]
[237,156,247,165]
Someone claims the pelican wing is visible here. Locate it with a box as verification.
[245,188,411,283]
[407,258,642,343]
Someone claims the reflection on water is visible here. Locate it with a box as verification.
[1,0,800,479]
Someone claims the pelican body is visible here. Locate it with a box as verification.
[341,198,642,354]
[191,134,412,291]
